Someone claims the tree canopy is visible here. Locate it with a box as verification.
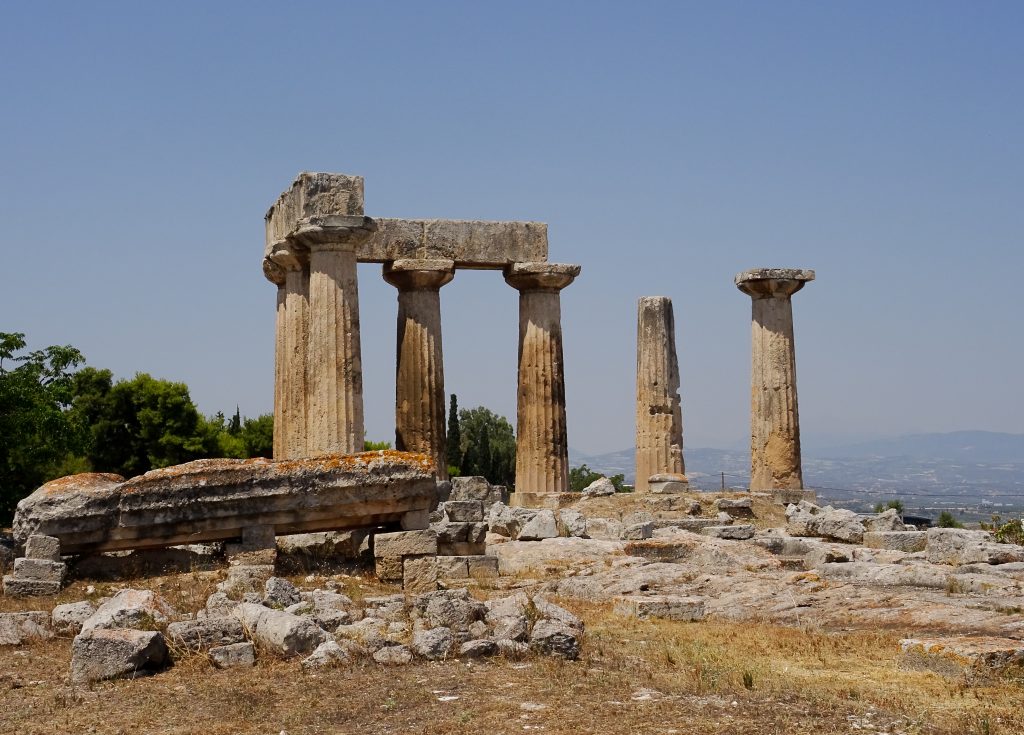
[455,404,516,488]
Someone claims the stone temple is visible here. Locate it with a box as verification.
[262,172,581,501]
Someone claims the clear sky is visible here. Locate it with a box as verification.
[2,1,1021,454]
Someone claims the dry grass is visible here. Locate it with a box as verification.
[3,579,1022,735]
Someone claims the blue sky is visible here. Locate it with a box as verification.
[2,1,1021,453]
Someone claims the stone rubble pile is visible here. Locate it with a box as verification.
[0,571,584,683]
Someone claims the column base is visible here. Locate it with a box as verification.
[510,492,580,510]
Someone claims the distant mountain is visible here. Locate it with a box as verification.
[813,431,1024,464]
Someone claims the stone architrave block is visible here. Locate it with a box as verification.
[863,531,927,553]
[403,556,438,594]
[12,558,66,583]
[25,535,62,561]
[374,530,438,559]
[444,500,484,523]
[613,595,705,622]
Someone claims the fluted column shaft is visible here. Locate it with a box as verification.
[263,260,287,459]
[384,260,455,480]
[635,296,685,492]
[735,269,815,492]
[505,263,580,496]
[306,243,364,455]
[271,249,310,459]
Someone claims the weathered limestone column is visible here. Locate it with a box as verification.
[504,262,581,499]
[262,259,287,459]
[635,297,686,492]
[266,247,309,459]
[383,259,455,480]
[735,268,815,491]
[296,219,376,456]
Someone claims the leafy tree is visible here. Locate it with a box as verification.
[0,333,85,522]
[446,394,461,472]
[73,372,215,478]
[458,406,515,487]
[569,463,625,493]
[937,511,964,529]
[240,414,274,458]
[364,439,392,451]
[873,499,905,514]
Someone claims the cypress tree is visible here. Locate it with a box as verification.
[446,394,461,470]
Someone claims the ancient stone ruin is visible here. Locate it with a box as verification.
[262,172,581,501]
[735,268,815,493]
[634,296,687,493]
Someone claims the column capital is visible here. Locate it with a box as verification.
[268,245,308,272]
[383,259,456,291]
[292,215,378,252]
[263,257,286,286]
[504,262,581,292]
[735,268,815,299]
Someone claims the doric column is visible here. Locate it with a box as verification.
[735,268,815,491]
[383,259,455,480]
[504,262,581,498]
[635,296,686,492]
[262,258,287,459]
[266,247,309,459]
[295,217,376,456]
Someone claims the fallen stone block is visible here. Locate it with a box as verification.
[71,628,168,683]
[373,644,413,665]
[558,509,588,538]
[12,557,66,583]
[460,639,498,658]
[302,639,361,669]
[13,453,436,555]
[652,518,720,533]
[450,476,509,507]
[373,529,438,558]
[862,531,927,553]
[444,500,484,523]
[0,611,52,646]
[613,595,705,622]
[235,603,328,657]
[52,602,96,636]
[264,577,301,608]
[2,576,62,597]
[518,510,559,541]
[209,641,256,669]
[25,534,62,561]
[167,617,246,651]
[403,556,438,594]
[648,473,689,494]
[715,498,753,516]
[926,528,1024,566]
[529,618,580,659]
[82,589,176,632]
[375,555,404,583]
[863,508,907,532]
[411,625,454,660]
[581,477,615,497]
[701,524,754,540]
[899,636,1024,679]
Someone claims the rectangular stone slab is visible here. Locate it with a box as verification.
[13,453,437,555]
[264,172,547,267]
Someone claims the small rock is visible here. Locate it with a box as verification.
[234,603,328,657]
[411,626,454,660]
[373,644,413,665]
[459,639,498,659]
[264,577,301,608]
[301,640,360,670]
[209,642,256,669]
[51,602,96,636]
[581,477,616,497]
[81,589,176,632]
[166,617,246,651]
[529,619,580,660]
[518,510,559,541]
[0,611,52,646]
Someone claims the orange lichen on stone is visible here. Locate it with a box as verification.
[41,473,124,495]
